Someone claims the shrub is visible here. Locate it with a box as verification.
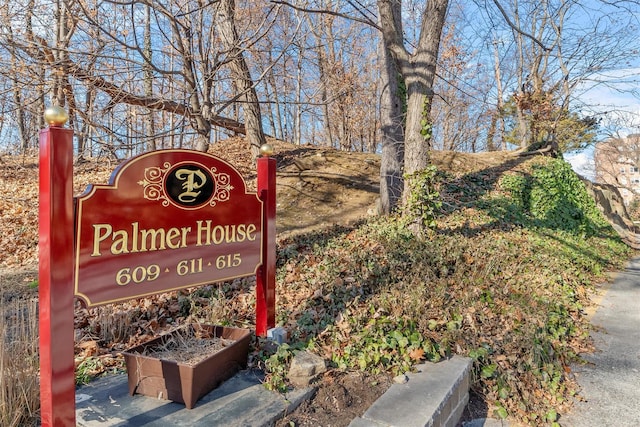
[500,158,608,236]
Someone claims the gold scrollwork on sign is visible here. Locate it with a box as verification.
[138,162,234,209]
[138,162,172,207]
[212,171,232,203]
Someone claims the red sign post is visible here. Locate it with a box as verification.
[256,152,277,336]
[38,107,277,426]
[39,112,76,427]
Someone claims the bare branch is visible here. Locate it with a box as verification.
[63,60,246,135]
[270,0,381,30]
[490,0,551,52]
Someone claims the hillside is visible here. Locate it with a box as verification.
[0,138,516,271]
[0,140,633,426]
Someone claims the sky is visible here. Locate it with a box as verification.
[454,0,640,182]
[564,148,596,181]
[565,67,640,181]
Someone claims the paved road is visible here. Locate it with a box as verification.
[560,257,640,426]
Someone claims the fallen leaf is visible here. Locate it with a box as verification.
[409,348,425,361]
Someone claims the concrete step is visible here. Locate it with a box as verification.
[349,356,473,427]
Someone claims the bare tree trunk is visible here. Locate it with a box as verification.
[294,42,303,145]
[312,20,334,147]
[378,0,448,203]
[488,38,505,151]
[144,4,156,152]
[36,67,46,132]
[8,38,28,153]
[268,66,285,139]
[378,34,404,214]
[216,0,266,157]
[512,3,529,148]
[263,46,279,138]
[167,2,211,152]
[53,0,68,107]
[326,7,343,149]
[14,89,28,154]
[76,87,95,159]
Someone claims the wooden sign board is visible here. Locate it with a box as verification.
[74,150,263,306]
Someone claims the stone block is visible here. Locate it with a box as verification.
[288,351,327,387]
[351,356,472,427]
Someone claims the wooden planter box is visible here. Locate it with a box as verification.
[122,324,251,409]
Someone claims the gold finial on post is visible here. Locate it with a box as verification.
[259,143,274,157]
[44,106,69,127]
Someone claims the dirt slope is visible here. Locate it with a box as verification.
[0,136,521,271]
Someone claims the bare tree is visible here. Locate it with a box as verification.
[143,3,156,152]
[215,0,267,156]
[431,13,492,153]
[0,0,51,154]
[377,0,449,205]
[378,11,404,213]
[487,37,507,151]
[2,0,280,155]
[488,0,637,153]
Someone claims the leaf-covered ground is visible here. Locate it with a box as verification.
[0,142,632,426]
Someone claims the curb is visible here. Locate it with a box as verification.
[349,356,472,427]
